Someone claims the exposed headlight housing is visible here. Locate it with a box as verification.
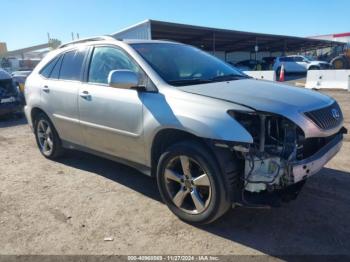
[228,110,301,157]
[228,110,261,141]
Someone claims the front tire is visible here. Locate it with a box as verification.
[156,141,232,224]
[34,113,64,159]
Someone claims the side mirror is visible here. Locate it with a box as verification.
[108,70,139,89]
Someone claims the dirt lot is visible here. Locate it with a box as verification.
[0,90,349,256]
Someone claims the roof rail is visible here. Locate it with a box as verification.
[58,35,118,49]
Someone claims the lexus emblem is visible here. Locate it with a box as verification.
[331,108,340,119]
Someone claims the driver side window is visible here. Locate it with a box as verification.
[88,46,142,84]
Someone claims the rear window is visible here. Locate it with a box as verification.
[59,49,86,81]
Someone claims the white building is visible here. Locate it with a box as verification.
[310,32,350,45]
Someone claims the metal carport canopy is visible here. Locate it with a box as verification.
[147,20,343,53]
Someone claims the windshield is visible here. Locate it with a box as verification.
[304,56,315,61]
[131,43,247,86]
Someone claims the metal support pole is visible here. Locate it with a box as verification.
[283,40,287,56]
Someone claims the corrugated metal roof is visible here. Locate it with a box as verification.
[112,19,344,52]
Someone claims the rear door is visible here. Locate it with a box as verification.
[40,47,87,145]
[78,45,146,164]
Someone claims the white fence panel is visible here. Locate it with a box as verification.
[244,70,276,81]
[305,70,350,90]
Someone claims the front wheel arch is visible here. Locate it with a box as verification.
[150,128,209,176]
[151,128,243,202]
[156,140,233,224]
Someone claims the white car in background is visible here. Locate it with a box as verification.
[273,55,331,74]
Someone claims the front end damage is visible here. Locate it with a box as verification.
[227,110,346,206]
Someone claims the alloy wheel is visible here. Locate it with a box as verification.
[164,155,212,214]
[37,119,54,156]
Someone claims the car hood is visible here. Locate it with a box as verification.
[177,79,333,114]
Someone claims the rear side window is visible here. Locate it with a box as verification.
[50,55,63,79]
[279,57,293,62]
[40,56,60,78]
[59,49,86,81]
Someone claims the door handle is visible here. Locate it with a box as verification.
[42,85,50,93]
[80,90,91,100]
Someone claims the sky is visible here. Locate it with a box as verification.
[1,0,350,50]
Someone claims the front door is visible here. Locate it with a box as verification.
[78,46,145,164]
[293,56,308,72]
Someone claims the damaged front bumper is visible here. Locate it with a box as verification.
[290,133,343,183]
[241,127,346,193]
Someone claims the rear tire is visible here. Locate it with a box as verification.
[156,140,233,224]
[34,113,64,159]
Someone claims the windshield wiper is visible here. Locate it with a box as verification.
[209,74,248,82]
[168,78,213,86]
[168,74,248,86]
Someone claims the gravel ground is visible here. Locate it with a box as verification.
[0,90,349,256]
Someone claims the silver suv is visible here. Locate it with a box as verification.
[24,36,346,224]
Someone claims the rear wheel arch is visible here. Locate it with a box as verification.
[33,111,64,159]
[31,107,47,123]
[30,107,61,140]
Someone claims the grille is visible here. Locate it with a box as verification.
[305,102,343,130]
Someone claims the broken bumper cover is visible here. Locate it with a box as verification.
[291,133,343,183]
